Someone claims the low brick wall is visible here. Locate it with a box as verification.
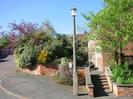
[85,67,94,97]
[78,68,85,85]
[105,67,133,97]
[21,64,58,76]
[113,82,133,97]
[105,67,113,92]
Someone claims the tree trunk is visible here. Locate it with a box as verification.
[119,46,123,65]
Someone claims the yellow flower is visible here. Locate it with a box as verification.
[37,49,48,64]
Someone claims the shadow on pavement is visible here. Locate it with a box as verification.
[78,93,88,96]
[0,55,8,59]
[0,55,9,63]
[0,59,8,63]
[94,89,109,97]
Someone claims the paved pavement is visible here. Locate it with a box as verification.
[1,73,133,99]
[0,55,16,79]
[0,55,133,99]
[1,73,90,99]
[0,55,89,99]
[0,55,19,99]
[0,88,18,99]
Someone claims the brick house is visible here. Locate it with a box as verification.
[88,41,133,72]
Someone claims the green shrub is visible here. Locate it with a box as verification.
[53,57,72,85]
[56,66,73,85]
[14,43,37,69]
[111,63,133,84]
[60,57,70,66]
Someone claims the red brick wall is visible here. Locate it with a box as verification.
[97,54,104,72]
[113,83,133,97]
[123,42,133,56]
[21,64,58,76]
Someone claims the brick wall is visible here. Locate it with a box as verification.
[113,83,133,97]
[21,64,58,76]
[95,53,104,71]
[123,42,133,56]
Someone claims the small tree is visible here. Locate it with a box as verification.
[84,0,133,65]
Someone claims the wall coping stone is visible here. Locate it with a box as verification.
[113,82,133,87]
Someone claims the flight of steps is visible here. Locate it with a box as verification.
[91,74,111,97]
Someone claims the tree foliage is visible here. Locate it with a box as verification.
[53,34,72,59]
[0,36,9,48]
[84,0,133,64]
[76,34,88,65]
[0,29,10,48]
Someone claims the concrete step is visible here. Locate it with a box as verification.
[91,72,113,97]
[104,89,112,93]
[92,79,108,83]
[91,76,107,80]
[92,79,107,83]
[94,89,112,97]
[99,75,106,77]
[91,74,110,92]
[91,74,106,77]
[93,82,109,86]
[92,75,106,78]
[94,85,110,89]
[94,88,112,93]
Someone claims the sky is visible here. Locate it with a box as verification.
[0,0,104,34]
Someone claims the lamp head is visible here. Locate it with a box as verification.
[71,8,77,17]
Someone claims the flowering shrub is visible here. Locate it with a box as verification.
[12,21,57,69]
[37,49,48,65]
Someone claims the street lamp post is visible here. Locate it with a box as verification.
[71,8,78,96]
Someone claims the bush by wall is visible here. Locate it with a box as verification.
[111,63,133,84]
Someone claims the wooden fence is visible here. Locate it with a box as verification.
[0,48,14,56]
